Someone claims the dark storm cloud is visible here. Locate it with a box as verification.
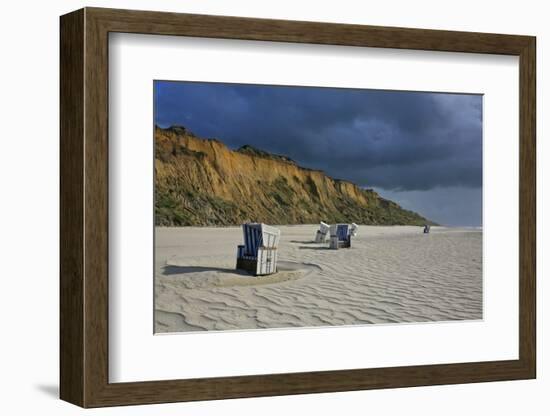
[154,81,482,225]
[154,81,482,191]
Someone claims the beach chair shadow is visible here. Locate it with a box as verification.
[290,240,317,244]
[162,265,250,276]
[298,245,331,250]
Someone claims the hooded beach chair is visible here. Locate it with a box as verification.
[329,224,352,249]
[315,221,330,243]
[236,223,281,275]
[350,223,359,237]
[423,224,431,234]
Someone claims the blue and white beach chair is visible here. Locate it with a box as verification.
[315,221,330,243]
[329,223,352,249]
[236,223,281,275]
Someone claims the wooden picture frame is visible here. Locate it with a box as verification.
[60,7,536,408]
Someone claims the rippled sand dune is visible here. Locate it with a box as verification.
[155,225,482,333]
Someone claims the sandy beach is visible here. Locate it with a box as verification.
[155,225,482,333]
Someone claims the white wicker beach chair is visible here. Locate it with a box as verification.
[329,224,352,249]
[315,221,330,243]
[236,223,281,275]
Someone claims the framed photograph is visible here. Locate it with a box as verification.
[60,7,536,408]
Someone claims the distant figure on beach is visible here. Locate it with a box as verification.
[423,224,431,234]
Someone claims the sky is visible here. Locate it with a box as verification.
[154,81,483,226]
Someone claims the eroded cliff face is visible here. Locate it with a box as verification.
[155,126,433,226]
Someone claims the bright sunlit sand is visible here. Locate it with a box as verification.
[154,225,482,333]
